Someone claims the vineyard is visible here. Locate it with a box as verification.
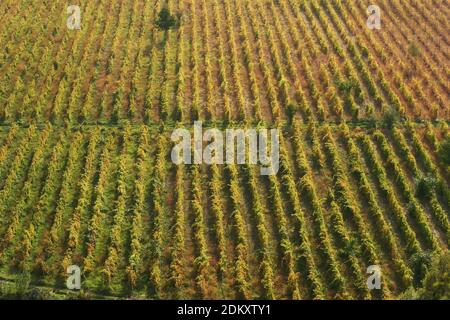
[0,0,449,299]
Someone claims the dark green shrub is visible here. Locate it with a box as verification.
[155,7,178,30]
[438,135,450,166]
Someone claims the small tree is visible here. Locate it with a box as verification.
[408,41,420,57]
[415,175,437,201]
[15,272,31,298]
[155,7,177,30]
[286,103,297,124]
[419,251,450,299]
[381,108,399,129]
[438,134,450,166]
[401,251,450,300]
[409,251,433,289]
